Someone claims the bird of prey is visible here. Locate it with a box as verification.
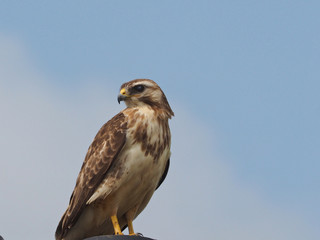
[55,79,174,240]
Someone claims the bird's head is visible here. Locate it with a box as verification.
[118,79,174,118]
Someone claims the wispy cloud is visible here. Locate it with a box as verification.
[0,35,317,240]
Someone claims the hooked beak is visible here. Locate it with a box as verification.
[117,88,128,104]
[117,94,126,104]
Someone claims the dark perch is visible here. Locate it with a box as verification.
[84,235,155,240]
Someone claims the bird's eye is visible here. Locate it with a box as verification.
[133,85,145,93]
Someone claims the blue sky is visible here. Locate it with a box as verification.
[0,1,319,239]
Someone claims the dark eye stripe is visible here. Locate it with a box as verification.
[132,84,145,93]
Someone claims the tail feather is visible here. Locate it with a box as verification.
[55,211,67,240]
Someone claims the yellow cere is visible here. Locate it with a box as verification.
[120,88,127,95]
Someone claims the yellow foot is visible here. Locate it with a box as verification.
[110,215,123,235]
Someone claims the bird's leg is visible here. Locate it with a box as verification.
[110,215,123,235]
[127,218,135,235]
[125,206,139,235]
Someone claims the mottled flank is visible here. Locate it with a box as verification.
[56,79,173,240]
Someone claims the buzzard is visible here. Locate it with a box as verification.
[55,79,174,240]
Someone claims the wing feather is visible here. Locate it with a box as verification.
[156,158,170,190]
[55,112,127,239]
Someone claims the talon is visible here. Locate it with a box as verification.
[129,233,143,236]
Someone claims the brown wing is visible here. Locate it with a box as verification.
[55,112,127,240]
[156,158,170,190]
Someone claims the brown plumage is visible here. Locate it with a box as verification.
[55,79,174,240]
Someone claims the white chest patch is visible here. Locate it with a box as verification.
[87,106,171,205]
